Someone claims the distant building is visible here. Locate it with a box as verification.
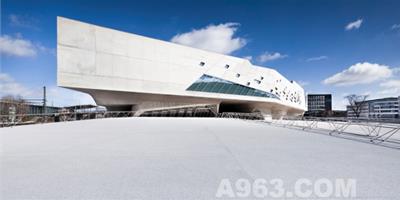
[347,97,400,120]
[0,100,99,116]
[0,100,59,115]
[305,94,332,117]
[28,104,60,115]
[330,110,347,118]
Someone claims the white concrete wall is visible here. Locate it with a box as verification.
[57,17,306,113]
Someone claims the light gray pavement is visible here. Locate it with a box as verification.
[1,118,400,199]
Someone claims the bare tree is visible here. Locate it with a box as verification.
[345,94,368,118]
[0,95,29,115]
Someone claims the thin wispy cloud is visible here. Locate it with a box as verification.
[391,24,400,30]
[379,79,400,95]
[0,73,33,97]
[9,14,40,30]
[36,43,56,56]
[257,52,287,63]
[171,23,246,55]
[306,56,328,62]
[345,19,363,31]
[323,62,393,86]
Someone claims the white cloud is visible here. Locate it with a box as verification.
[9,14,40,30]
[306,56,328,62]
[0,34,54,57]
[0,73,13,82]
[0,73,33,97]
[0,73,95,106]
[171,23,246,54]
[345,19,363,31]
[391,24,400,30]
[257,52,287,63]
[323,62,393,86]
[379,80,400,95]
[0,34,37,57]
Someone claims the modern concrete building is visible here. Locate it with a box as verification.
[347,97,400,120]
[57,17,306,118]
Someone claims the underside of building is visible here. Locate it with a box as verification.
[57,17,306,119]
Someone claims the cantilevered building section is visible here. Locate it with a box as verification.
[57,17,306,118]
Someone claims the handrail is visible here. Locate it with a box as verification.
[261,117,400,149]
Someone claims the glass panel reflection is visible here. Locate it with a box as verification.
[186,75,279,100]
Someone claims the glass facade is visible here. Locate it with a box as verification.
[307,94,332,111]
[187,75,279,99]
[347,97,400,119]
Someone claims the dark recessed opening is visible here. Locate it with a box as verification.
[106,105,133,112]
[219,102,253,113]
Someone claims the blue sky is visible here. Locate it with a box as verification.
[1,0,400,109]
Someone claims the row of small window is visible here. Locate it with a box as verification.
[309,97,326,100]
[199,61,265,84]
[372,106,400,109]
[372,104,399,107]
[199,61,294,91]
[373,110,399,113]
[309,106,326,108]
[308,102,326,105]
[187,75,279,99]
[197,62,300,103]
[199,61,230,69]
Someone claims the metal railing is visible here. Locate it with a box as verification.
[259,117,400,149]
[3,112,399,149]
[217,112,264,120]
[0,111,137,128]
[0,108,264,128]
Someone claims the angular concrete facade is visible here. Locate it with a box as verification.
[57,17,306,118]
